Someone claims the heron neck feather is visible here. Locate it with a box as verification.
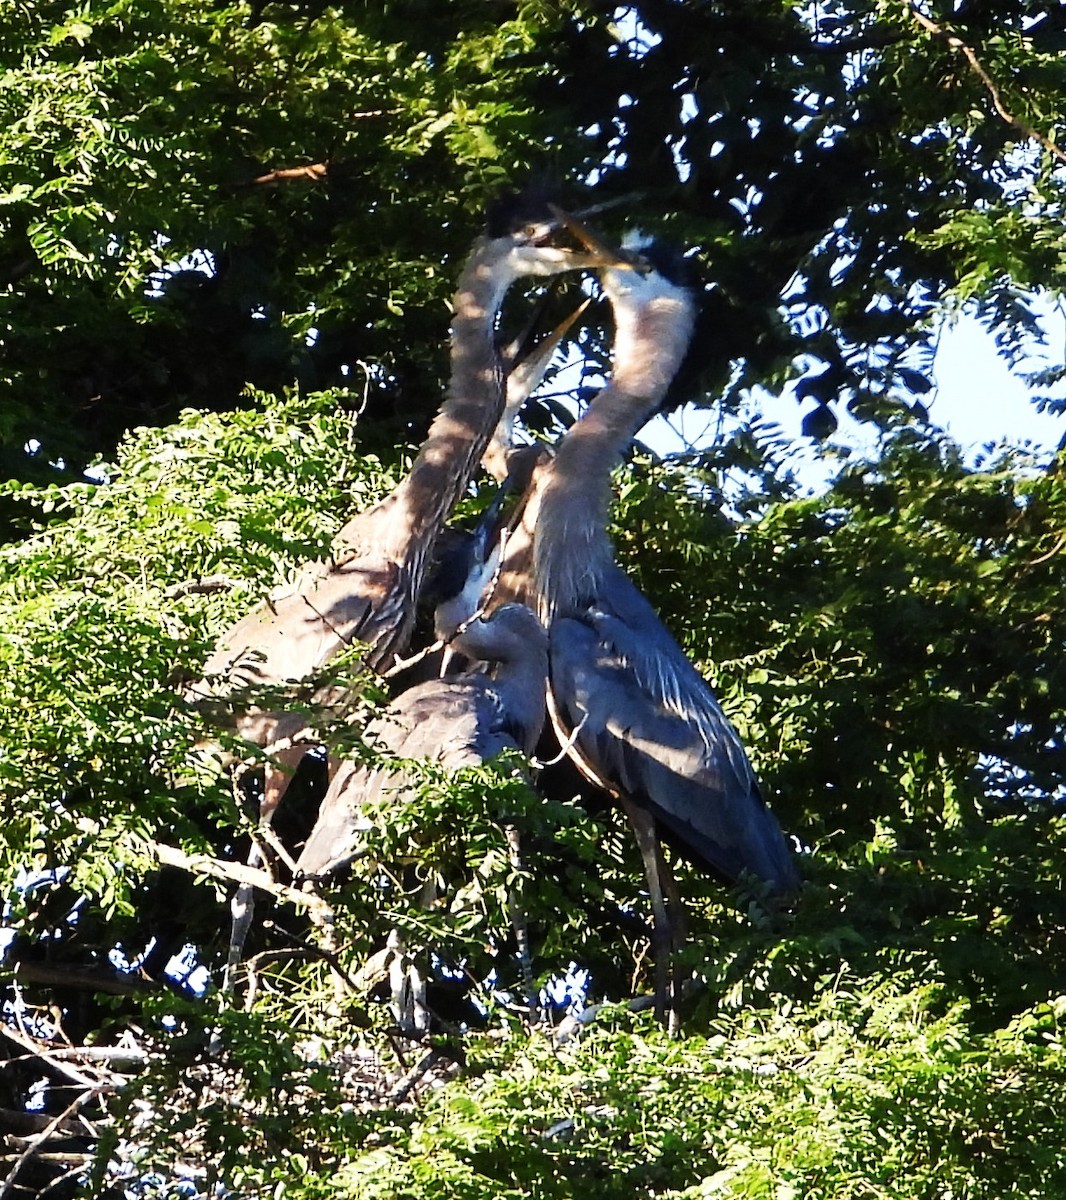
[533,287,695,616]
[336,237,512,562]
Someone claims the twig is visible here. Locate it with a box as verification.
[544,690,619,798]
[148,840,332,917]
[165,575,241,598]
[1026,531,1066,567]
[388,1047,446,1106]
[909,5,1066,165]
[250,162,328,186]
[530,708,589,769]
[251,819,301,876]
[0,1151,91,1166]
[259,920,364,1001]
[36,1162,93,1199]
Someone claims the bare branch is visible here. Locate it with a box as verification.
[13,962,155,997]
[0,1024,114,1091]
[148,839,332,918]
[909,5,1066,166]
[165,575,241,598]
[250,162,329,187]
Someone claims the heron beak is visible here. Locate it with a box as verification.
[506,296,591,388]
[548,205,648,272]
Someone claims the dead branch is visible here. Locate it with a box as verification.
[909,5,1066,166]
[0,1024,113,1091]
[165,575,241,598]
[148,840,332,918]
[387,1047,447,1106]
[13,962,155,997]
[0,1087,101,1195]
[0,1109,83,1139]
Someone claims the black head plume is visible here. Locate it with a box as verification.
[618,233,698,290]
[484,182,565,239]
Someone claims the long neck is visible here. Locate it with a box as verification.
[337,236,512,560]
[532,288,694,617]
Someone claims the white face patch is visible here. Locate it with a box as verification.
[603,264,685,306]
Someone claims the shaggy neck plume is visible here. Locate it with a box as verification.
[533,283,696,617]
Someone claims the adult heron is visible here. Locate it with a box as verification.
[499,225,799,1024]
[190,202,611,826]
[189,201,611,985]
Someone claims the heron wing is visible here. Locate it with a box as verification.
[295,677,519,878]
[549,567,797,892]
[200,557,409,691]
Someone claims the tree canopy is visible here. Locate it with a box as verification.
[2,2,1066,1197]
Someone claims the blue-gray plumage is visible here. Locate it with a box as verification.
[549,566,798,892]
[294,603,548,879]
[516,225,798,896]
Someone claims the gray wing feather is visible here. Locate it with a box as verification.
[550,567,797,893]
[295,677,519,878]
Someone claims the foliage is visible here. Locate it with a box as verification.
[3,0,1065,508]
[3,393,1066,1196]
[3,1,1066,1197]
[95,973,1066,1199]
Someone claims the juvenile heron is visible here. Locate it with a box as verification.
[294,602,548,879]
[294,600,549,1034]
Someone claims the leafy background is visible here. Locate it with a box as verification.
[2,1,1066,1196]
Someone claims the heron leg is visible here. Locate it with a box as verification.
[503,824,536,1024]
[659,850,687,1033]
[223,748,304,996]
[620,799,680,1033]
[387,875,438,1039]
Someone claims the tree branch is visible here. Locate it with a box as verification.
[148,840,332,918]
[13,962,155,997]
[165,575,241,598]
[0,1077,100,1196]
[909,5,1066,166]
[249,162,329,186]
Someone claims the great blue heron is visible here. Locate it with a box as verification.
[190,203,610,828]
[189,201,611,987]
[295,601,548,878]
[497,225,799,1024]
[294,600,549,1033]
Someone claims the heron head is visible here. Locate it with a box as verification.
[547,211,695,302]
[485,192,635,278]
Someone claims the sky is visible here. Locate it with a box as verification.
[604,6,1066,482]
[921,309,1065,455]
[643,302,1066,492]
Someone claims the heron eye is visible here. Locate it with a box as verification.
[521,222,552,246]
